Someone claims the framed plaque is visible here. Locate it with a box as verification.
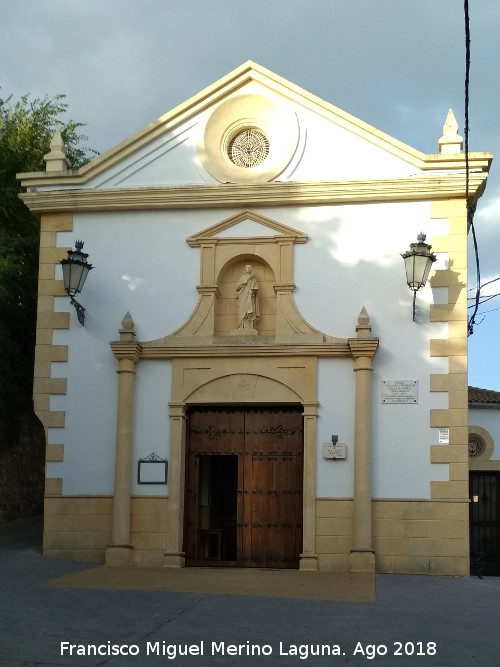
[137,452,168,485]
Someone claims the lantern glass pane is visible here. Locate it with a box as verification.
[404,255,416,288]
[61,261,71,293]
[61,261,89,295]
[413,254,429,287]
[75,265,90,292]
[404,253,433,291]
[421,257,433,285]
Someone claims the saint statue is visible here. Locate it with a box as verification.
[236,265,260,330]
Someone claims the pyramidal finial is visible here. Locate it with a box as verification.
[118,311,136,342]
[438,109,463,154]
[356,307,372,338]
[121,311,135,331]
[43,130,69,172]
[50,129,64,151]
[442,109,459,135]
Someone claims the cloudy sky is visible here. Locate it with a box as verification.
[2,0,499,389]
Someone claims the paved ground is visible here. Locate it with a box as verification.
[1,517,500,667]
[45,562,375,602]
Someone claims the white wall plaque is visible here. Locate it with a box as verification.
[381,380,418,404]
[323,444,346,459]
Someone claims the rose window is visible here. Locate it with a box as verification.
[468,435,486,458]
[228,129,269,168]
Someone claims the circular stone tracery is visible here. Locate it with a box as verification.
[228,129,270,168]
[468,434,486,458]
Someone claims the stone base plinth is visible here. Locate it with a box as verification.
[105,545,133,567]
[299,554,319,571]
[350,549,375,573]
[163,552,186,568]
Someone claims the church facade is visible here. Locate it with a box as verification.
[19,62,492,574]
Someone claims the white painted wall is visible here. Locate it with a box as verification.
[49,198,450,499]
[42,79,457,499]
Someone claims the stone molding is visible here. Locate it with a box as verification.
[19,172,489,214]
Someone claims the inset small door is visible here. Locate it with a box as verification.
[469,471,500,576]
[184,406,303,568]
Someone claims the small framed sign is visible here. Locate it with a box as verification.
[323,443,347,460]
[137,452,168,485]
[438,428,449,444]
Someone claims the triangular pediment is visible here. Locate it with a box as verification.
[18,60,491,192]
[187,211,307,247]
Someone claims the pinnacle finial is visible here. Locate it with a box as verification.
[442,108,459,135]
[358,306,369,326]
[121,311,135,331]
[43,130,69,172]
[356,307,372,338]
[119,311,136,342]
[438,109,463,154]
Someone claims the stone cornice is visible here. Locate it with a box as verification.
[19,172,489,215]
[138,342,352,359]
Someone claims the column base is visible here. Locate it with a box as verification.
[163,552,186,568]
[350,549,375,573]
[105,545,133,567]
[299,554,319,571]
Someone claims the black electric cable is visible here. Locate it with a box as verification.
[465,0,482,336]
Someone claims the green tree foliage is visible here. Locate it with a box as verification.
[0,93,96,448]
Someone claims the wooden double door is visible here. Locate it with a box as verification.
[184,406,304,568]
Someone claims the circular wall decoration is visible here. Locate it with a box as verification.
[227,128,270,168]
[468,434,486,458]
[197,94,300,184]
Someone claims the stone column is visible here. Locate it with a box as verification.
[300,402,319,571]
[348,308,379,573]
[163,402,187,567]
[106,312,141,566]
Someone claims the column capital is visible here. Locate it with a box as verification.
[168,402,188,419]
[302,402,319,417]
[196,285,220,297]
[348,338,379,359]
[110,342,142,362]
[273,283,295,294]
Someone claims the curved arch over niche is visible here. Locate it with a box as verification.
[215,255,276,336]
[184,372,302,404]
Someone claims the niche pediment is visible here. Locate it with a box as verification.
[186,210,308,246]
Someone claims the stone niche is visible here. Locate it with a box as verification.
[215,256,276,337]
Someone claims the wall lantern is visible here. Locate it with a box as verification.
[401,233,436,321]
[60,240,93,325]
